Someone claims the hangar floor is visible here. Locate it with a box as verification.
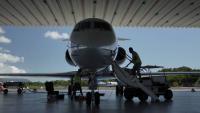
[0,90,200,113]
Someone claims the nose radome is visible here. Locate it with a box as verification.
[70,47,114,70]
[71,31,116,47]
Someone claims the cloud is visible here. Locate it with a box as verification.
[0,28,25,73]
[44,31,69,40]
[0,27,11,44]
[0,47,10,53]
[0,27,5,34]
[0,36,11,43]
[0,48,26,73]
[0,52,24,63]
[0,63,26,73]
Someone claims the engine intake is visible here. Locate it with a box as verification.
[65,50,75,66]
[115,47,126,64]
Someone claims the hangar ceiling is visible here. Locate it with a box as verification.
[0,0,200,27]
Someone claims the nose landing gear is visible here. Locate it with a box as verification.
[86,73,100,106]
[86,92,100,106]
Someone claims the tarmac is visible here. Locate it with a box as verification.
[0,90,200,113]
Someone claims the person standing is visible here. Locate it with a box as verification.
[73,69,83,96]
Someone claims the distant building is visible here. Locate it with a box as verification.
[0,78,30,83]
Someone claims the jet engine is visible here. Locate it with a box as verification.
[115,47,126,64]
[65,50,75,66]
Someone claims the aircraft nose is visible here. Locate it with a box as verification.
[71,47,113,70]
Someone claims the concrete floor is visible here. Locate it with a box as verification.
[0,90,200,113]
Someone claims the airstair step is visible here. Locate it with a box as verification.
[111,61,158,101]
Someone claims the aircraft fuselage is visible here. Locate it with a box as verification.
[68,18,118,71]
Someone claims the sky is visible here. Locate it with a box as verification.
[0,26,200,74]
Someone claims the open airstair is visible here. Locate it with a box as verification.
[111,61,159,101]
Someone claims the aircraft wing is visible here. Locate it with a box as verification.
[1,71,200,83]
[1,70,199,80]
[0,71,115,79]
[0,72,76,78]
[141,72,200,76]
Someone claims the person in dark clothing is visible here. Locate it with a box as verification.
[129,47,142,78]
[68,77,74,95]
[72,69,83,96]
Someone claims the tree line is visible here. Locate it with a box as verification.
[159,66,200,87]
[25,80,89,89]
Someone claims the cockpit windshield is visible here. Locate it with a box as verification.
[74,20,112,32]
[93,21,112,31]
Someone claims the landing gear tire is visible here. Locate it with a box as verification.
[86,92,92,105]
[164,89,173,100]
[17,88,22,94]
[138,91,148,102]
[94,92,100,105]
[124,88,133,100]
[3,89,8,94]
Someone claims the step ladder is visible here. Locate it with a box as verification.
[111,61,158,101]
